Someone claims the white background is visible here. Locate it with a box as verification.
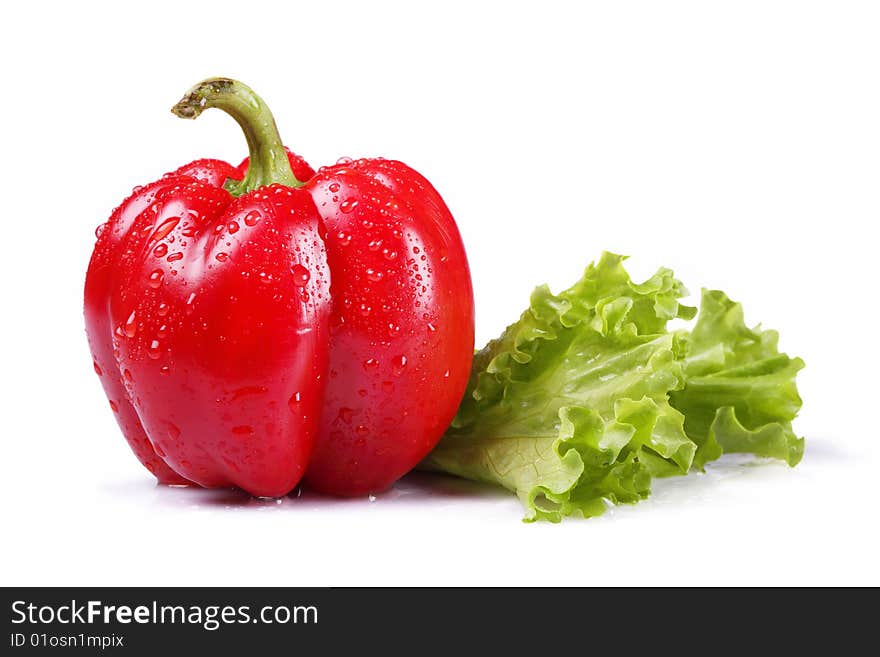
[1,1,877,586]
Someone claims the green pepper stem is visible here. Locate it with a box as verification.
[171,77,302,196]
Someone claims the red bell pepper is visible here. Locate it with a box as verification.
[303,154,474,495]
[86,78,474,497]
[85,79,331,497]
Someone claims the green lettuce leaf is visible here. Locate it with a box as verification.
[669,289,805,468]
[422,253,698,522]
[422,253,804,522]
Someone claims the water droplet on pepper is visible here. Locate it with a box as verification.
[152,216,180,241]
[123,311,138,338]
[291,264,310,286]
[391,355,407,375]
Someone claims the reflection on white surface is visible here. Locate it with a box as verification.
[100,437,849,515]
[102,470,512,513]
[6,435,871,587]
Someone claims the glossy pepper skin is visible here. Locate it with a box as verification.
[200,79,475,495]
[304,160,474,495]
[84,80,331,497]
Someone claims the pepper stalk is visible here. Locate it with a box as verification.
[171,77,303,196]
